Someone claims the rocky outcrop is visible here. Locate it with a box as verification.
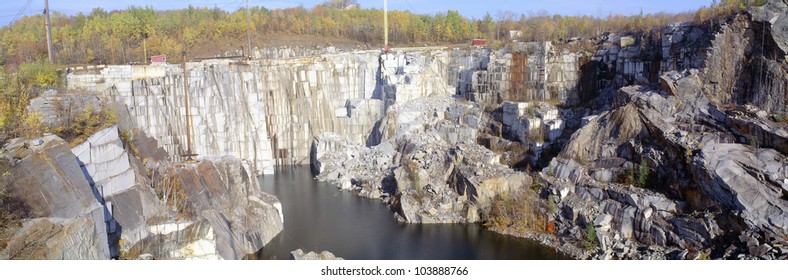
[0,123,283,260]
[310,132,364,176]
[312,96,531,224]
[131,156,283,260]
[544,76,787,259]
[392,131,529,223]
[69,125,167,252]
[1,218,109,260]
[0,135,111,259]
[460,42,586,106]
[291,249,344,260]
[690,144,787,235]
[380,51,456,107]
[724,106,788,154]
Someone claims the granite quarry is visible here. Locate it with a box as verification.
[1,1,787,260]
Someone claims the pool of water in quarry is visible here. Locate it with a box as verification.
[254,166,568,260]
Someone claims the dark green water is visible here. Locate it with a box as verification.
[256,166,567,260]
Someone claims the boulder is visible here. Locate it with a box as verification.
[134,156,283,259]
[176,156,284,259]
[105,185,166,246]
[291,249,344,260]
[0,135,111,259]
[129,220,221,260]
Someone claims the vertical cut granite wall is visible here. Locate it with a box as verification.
[68,50,455,174]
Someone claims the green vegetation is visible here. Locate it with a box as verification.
[547,195,557,215]
[748,136,759,148]
[0,60,118,145]
[583,223,598,251]
[617,160,651,188]
[773,113,785,123]
[0,61,62,142]
[0,1,766,66]
[637,162,651,188]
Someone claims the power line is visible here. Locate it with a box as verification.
[9,0,34,25]
[402,0,420,15]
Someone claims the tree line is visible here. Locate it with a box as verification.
[0,0,766,67]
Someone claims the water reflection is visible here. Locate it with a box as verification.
[255,166,567,260]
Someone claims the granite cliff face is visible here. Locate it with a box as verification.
[67,51,451,174]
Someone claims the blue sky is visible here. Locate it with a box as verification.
[1,0,714,27]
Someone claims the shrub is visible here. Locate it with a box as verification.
[0,61,64,144]
[55,105,119,146]
[583,224,598,251]
[748,136,759,149]
[773,113,785,123]
[617,165,636,185]
[546,220,556,234]
[15,111,47,140]
[403,157,422,193]
[486,188,543,234]
[547,195,557,214]
[17,60,62,89]
[637,162,650,188]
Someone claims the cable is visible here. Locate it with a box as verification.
[9,0,34,25]
[403,0,419,15]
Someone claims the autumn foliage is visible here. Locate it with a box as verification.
[0,0,766,67]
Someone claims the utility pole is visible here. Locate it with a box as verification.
[384,0,388,48]
[245,0,252,58]
[143,32,148,64]
[44,0,54,64]
[181,51,195,162]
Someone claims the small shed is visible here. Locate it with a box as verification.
[150,55,166,64]
[472,39,487,46]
